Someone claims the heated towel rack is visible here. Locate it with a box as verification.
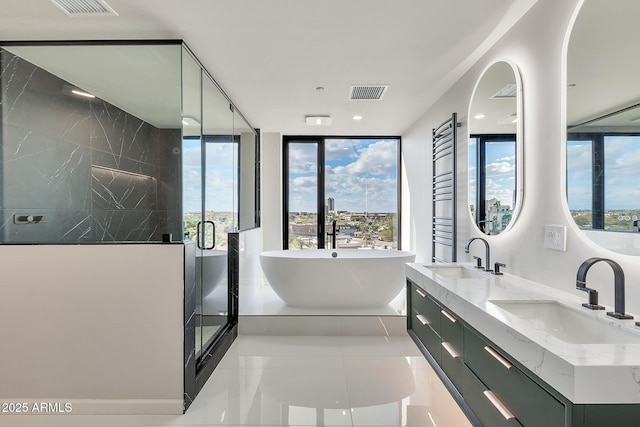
[432,113,459,263]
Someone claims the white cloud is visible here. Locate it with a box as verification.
[486,161,515,176]
[344,140,398,175]
[288,143,318,174]
[325,139,358,161]
[181,140,238,213]
[485,178,514,207]
[496,155,516,162]
[290,175,317,193]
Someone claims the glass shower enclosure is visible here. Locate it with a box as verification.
[0,40,259,406]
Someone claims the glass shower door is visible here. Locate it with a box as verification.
[196,75,235,357]
[182,49,235,362]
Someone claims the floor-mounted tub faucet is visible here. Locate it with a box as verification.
[576,257,633,319]
[464,237,491,272]
[327,220,338,249]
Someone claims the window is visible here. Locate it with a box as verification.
[468,134,516,235]
[283,137,401,250]
[567,133,640,231]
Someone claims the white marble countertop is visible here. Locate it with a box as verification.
[406,262,640,404]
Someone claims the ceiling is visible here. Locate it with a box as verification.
[567,0,640,128]
[0,0,537,136]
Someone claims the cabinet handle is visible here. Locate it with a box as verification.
[484,345,513,369]
[483,390,516,420]
[441,309,457,323]
[441,342,460,358]
[416,314,429,325]
[415,288,427,298]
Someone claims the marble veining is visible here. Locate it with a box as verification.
[407,262,640,404]
[0,49,181,243]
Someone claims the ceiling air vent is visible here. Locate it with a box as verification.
[491,82,517,99]
[348,85,388,101]
[49,0,118,16]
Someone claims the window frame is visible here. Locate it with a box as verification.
[469,133,517,234]
[282,135,402,250]
[567,131,640,231]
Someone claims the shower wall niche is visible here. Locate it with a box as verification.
[0,45,182,243]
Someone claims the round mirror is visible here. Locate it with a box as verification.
[468,60,523,235]
[566,0,640,255]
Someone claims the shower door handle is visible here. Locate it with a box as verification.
[196,221,216,250]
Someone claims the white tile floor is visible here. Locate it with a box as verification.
[239,285,408,317]
[1,335,472,427]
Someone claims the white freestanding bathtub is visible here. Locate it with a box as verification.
[195,249,227,298]
[259,249,415,308]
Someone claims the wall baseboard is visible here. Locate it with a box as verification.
[0,399,183,415]
[239,315,407,336]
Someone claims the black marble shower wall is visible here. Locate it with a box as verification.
[0,49,182,243]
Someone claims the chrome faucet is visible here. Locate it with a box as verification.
[576,257,633,319]
[465,237,491,272]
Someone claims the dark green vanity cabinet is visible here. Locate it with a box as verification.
[407,279,563,426]
[409,284,442,364]
[407,279,640,427]
[464,326,564,427]
[439,305,464,390]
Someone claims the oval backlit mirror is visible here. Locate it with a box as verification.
[566,0,640,255]
[468,60,523,235]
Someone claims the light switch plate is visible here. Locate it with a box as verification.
[544,225,566,251]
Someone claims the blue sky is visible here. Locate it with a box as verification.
[468,138,516,208]
[182,138,237,213]
[182,137,399,215]
[288,138,399,213]
[567,135,640,211]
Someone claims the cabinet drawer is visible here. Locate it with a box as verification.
[464,327,565,427]
[440,308,464,389]
[441,340,463,390]
[440,307,463,351]
[410,284,441,335]
[410,308,441,364]
[463,366,524,427]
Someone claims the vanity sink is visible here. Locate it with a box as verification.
[423,265,485,279]
[490,300,640,344]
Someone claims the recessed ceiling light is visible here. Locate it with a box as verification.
[182,116,200,126]
[305,115,332,126]
[316,86,325,92]
[497,113,518,124]
[474,114,486,119]
[352,115,363,121]
[71,89,95,98]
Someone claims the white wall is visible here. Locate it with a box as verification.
[403,0,640,315]
[240,227,264,288]
[262,132,283,251]
[0,244,184,414]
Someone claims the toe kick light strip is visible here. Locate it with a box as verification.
[484,345,513,369]
[483,391,516,420]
